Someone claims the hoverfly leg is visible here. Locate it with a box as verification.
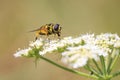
[35,37,38,41]
[35,32,39,41]
[48,38,50,43]
[53,34,57,40]
[57,32,61,40]
[46,34,50,43]
[58,36,61,41]
[58,37,61,40]
[47,36,51,43]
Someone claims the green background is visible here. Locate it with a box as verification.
[0,0,120,80]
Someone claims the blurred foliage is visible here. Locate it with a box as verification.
[0,0,120,80]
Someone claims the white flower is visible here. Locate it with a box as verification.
[61,43,109,68]
[39,50,47,55]
[14,33,120,69]
[96,33,120,46]
[94,33,120,53]
[39,40,64,55]
[60,36,74,45]
[29,39,43,48]
[43,46,57,53]
[71,57,88,68]
[80,33,95,44]
[14,48,31,57]
[61,48,89,68]
[114,40,120,48]
[62,54,88,68]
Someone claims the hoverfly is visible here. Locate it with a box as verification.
[30,23,62,40]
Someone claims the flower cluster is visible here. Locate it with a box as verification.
[14,33,120,68]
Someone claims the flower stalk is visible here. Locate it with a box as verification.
[100,56,107,75]
[109,52,119,74]
[39,55,98,79]
[92,59,103,75]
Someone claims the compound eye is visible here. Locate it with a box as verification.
[54,24,59,31]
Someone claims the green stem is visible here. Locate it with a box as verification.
[112,70,120,77]
[92,59,103,74]
[107,57,113,74]
[109,55,119,73]
[39,55,98,79]
[100,56,107,75]
[85,64,103,78]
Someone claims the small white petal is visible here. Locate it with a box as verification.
[72,57,88,68]
[14,48,31,57]
[29,39,43,48]
[114,40,120,48]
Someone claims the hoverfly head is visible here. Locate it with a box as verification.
[54,24,60,31]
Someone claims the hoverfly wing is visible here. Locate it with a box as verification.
[29,27,41,32]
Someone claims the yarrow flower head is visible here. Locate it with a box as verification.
[14,33,120,68]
